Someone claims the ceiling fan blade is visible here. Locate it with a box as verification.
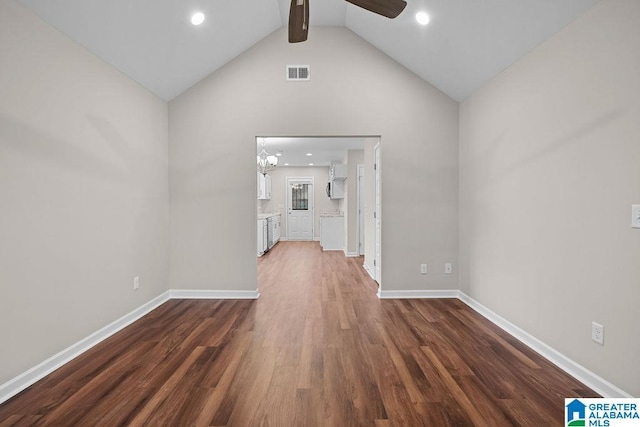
[289,0,309,43]
[345,0,407,19]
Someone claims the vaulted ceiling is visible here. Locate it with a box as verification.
[19,0,598,102]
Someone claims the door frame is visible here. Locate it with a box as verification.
[373,143,381,284]
[356,164,365,256]
[286,176,314,241]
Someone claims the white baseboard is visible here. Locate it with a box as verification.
[377,289,460,299]
[457,292,633,398]
[362,262,375,280]
[169,289,260,299]
[2,287,631,405]
[344,251,359,257]
[0,290,171,405]
[377,288,632,397]
[0,288,261,405]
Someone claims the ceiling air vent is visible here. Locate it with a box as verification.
[287,65,310,81]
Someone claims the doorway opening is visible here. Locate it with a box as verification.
[256,136,381,287]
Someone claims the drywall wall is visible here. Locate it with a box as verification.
[258,166,341,240]
[459,0,640,396]
[0,1,169,386]
[169,27,459,292]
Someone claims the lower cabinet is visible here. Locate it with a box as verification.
[258,214,281,256]
[273,215,281,242]
[257,219,267,256]
[320,216,344,251]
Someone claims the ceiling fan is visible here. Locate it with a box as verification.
[288,0,407,43]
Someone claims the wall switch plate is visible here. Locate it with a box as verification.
[592,322,604,345]
[632,205,640,229]
[445,263,452,274]
[133,276,140,290]
[420,264,428,275]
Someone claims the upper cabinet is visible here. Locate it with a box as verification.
[328,180,345,199]
[257,172,272,200]
[328,163,346,199]
[330,163,347,180]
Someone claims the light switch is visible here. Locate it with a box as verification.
[632,205,640,229]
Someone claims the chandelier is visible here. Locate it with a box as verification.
[257,138,278,175]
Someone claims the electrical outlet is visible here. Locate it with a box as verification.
[592,322,604,345]
[133,276,140,291]
[445,263,452,274]
[420,264,428,275]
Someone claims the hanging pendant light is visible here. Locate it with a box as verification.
[257,138,278,175]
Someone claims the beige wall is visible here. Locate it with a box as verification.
[459,0,640,396]
[0,1,169,385]
[259,166,341,240]
[168,27,459,293]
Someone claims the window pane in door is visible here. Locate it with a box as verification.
[291,184,309,210]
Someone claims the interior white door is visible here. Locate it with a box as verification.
[287,178,313,241]
[374,144,381,283]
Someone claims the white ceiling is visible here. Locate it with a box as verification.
[258,137,366,167]
[19,0,598,102]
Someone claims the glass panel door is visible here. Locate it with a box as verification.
[287,178,313,240]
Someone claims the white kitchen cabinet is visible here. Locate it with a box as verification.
[257,172,272,200]
[327,163,346,199]
[330,163,347,180]
[273,215,281,242]
[328,180,345,199]
[257,218,268,256]
[320,216,344,251]
[265,174,272,199]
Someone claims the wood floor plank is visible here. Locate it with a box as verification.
[0,414,43,427]
[192,330,254,426]
[0,241,598,426]
[420,346,486,426]
[375,322,428,404]
[127,346,206,425]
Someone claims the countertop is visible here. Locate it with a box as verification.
[258,212,281,219]
[320,211,344,217]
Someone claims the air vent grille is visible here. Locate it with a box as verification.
[286,65,310,81]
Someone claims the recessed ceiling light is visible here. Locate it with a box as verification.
[415,11,430,26]
[308,163,314,166]
[191,12,205,26]
[275,153,282,157]
[306,153,313,156]
[284,163,290,166]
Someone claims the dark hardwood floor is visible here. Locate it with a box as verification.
[0,241,597,426]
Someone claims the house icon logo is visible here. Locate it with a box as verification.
[566,399,587,426]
